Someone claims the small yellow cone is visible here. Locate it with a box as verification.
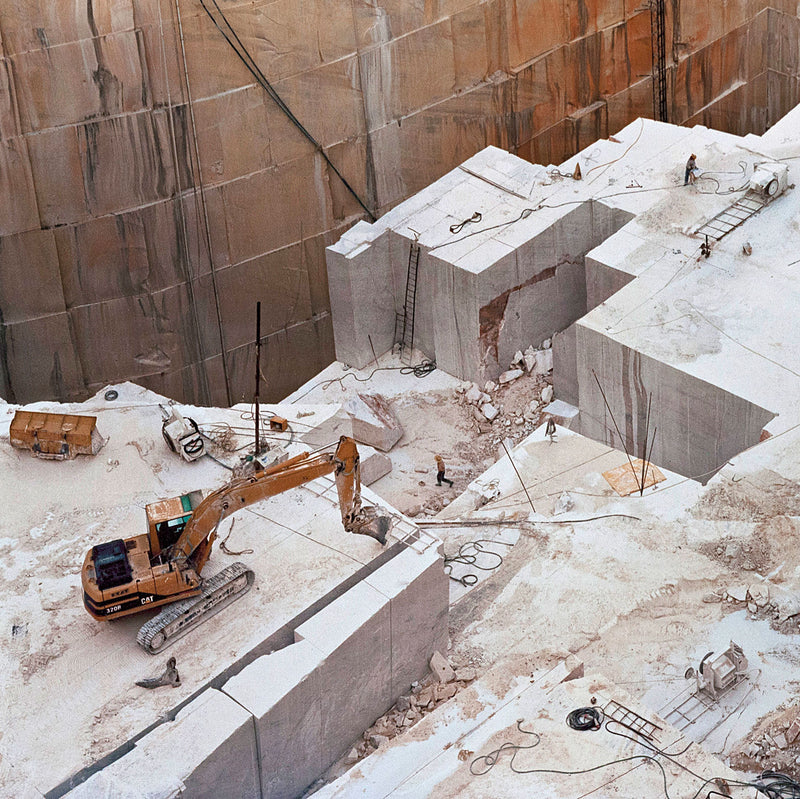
[573,162,582,180]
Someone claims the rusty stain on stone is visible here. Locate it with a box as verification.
[479,266,557,362]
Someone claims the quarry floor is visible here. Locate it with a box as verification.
[0,383,406,797]
[287,357,800,797]
[5,354,800,797]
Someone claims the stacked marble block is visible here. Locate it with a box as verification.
[326,147,633,385]
[66,544,447,799]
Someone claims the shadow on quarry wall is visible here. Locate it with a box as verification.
[0,2,797,405]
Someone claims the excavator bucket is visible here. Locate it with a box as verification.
[349,507,392,545]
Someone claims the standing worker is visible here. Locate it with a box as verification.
[435,454,453,487]
[684,154,698,185]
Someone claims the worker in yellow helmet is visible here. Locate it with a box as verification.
[435,454,453,487]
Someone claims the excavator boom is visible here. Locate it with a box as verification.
[172,436,388,568]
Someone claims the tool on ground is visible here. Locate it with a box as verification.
[161,405,205,462]
[135,657,181,689]
[81,436,391,653]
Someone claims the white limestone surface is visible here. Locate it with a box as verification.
[0,383,405,797]
[314,663,738,799]
[63,689,259,799]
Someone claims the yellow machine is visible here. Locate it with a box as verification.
[81,436,390,653]
[10,410,105,460]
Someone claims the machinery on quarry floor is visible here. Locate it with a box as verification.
[81,436,391,653]
[10,410,105,460]
[689,641,749,700]
[160,405,205,462]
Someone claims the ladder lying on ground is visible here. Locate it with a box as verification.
[695,189,770,242]
[394,239,420,363]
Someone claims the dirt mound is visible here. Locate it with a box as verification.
[691,471,800,522]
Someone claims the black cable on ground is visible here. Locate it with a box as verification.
[604,719,800,799]
[470,719,674,799]
[754,770,800,798]
[470,720,542,776]
[469,714,800,799]
[449,211,482,234]
[443,539,513,586]
[199,0,375,221]
[289,359,436,402]
[566,707,604,731]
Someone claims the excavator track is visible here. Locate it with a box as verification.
[136,562,255,654]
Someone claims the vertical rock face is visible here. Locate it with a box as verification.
[0,0,797,404]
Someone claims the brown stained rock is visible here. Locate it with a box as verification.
[787,716,800,745]
[430,650,456,683]
[417,686,436,709]
[434,683,458,702]
[345,393,403,452]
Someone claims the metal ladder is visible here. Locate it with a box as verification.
[604,698,663,741]
[650,0,668,122]
[695,190,769,241]
[394,239,421,363]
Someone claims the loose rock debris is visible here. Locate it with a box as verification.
[343,652,477,767]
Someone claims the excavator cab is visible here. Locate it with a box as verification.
[146,491,204,559]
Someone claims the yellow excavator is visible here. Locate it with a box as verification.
[81,436,391,653]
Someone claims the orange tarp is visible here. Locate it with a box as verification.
[602,458,665,496]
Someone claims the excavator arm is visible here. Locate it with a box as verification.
[172,436,389,568]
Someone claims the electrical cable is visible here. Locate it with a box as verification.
[693,160,751,196]
[417,514,641,526]
[443,538,513,586]
[566,706,604,730]
[449,211,482,234]
[584,118,646,184]
[469,715,800,799]
[218,519,254,556]
[429,181,692,255]
[469,719,674,799]
[199,0,375,221]
[288,359,436,402]
[602,719,797,799]
[754,770,800,798]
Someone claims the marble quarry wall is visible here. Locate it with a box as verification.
[573,329,776,482]
[1,0,798,405]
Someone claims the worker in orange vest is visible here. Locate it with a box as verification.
[435,454,453,487]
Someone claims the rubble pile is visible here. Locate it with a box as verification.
[708,581,800,633]
[455,340,555,443]
[346,651,477,766]
[734,708,800,777]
